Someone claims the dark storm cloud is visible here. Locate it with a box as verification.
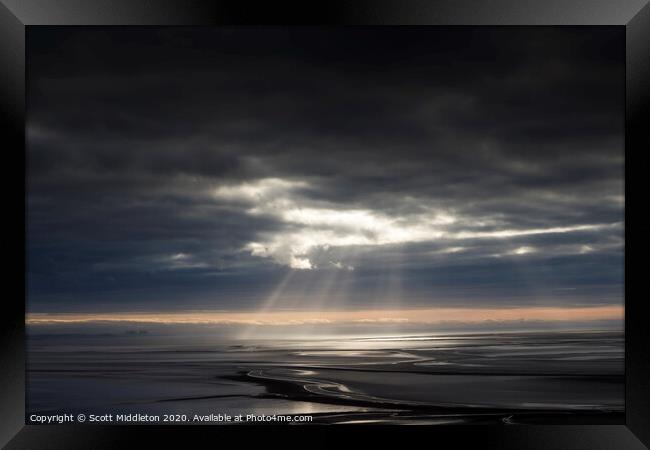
[27,27,624,312]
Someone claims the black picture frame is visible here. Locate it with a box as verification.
[1,1,648,448]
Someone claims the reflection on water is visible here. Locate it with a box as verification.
[27,330,624,424]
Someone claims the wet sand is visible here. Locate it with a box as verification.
[27,330,624,424]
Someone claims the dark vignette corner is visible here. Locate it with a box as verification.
[626,0,650,448]
[0,1,25,448]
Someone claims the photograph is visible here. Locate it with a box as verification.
[25,26,625,426]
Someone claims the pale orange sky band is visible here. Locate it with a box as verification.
[27,305,623,326]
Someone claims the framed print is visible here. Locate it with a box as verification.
[1,1,648,448]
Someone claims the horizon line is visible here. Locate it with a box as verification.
[26,305,624,326]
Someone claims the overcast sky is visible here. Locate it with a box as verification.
[27,27,624,314]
